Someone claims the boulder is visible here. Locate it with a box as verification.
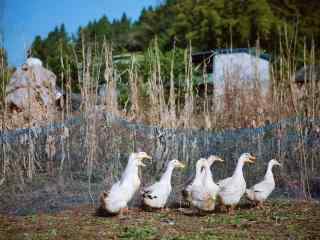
[6,62,61,111]
[4,60,62,128]
[26,57,43,67]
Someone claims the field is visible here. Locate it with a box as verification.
[0,200,319,240]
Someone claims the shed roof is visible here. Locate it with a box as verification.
[192,48,270,74]
[192,48,270,62]
[214,48,270,61]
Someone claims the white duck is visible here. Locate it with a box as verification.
[189,159,218,212]
[191,155,224,211]
[99,152,151,216]
[142,159,185,209]
[202,155,224,199]
[182,158,207,204]
[245,159,281,208]
[218,153,256,214]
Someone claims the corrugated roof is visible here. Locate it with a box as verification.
[192,48,271,61]
[215,48,270,61]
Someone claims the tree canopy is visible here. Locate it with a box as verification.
[30,0,320,84]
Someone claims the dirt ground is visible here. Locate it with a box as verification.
[0,200,319,240]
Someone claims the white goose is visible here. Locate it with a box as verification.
[218,153,256,214]
[189,159,217,212]
[246,159,281,208]
[195,155,224,211]
[142,159,185,209]
[182,158,207,203]
[99,152,151,216]
[203,155,224,197]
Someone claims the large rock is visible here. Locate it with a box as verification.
[4,59,62,128]
[6,60,60,111]
[26,57,43,67]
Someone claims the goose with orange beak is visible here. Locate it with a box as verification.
[99,152,152,216]
[142,159,185,210]
[201,155,224,209]
[246,159,281,208]
[191,155,225,212]
[182,158,207,204]
[218,153,256,214]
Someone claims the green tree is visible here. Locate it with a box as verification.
[31,24,74,87]
[246,0,274,42]
[111,13,132,52]
[31,36,46,59]
[29,0,320,92]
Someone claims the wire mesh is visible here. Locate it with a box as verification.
[0,112,319,215]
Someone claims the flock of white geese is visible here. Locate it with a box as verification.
[99,152,281,217]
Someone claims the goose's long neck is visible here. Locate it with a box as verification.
[264,163,274,182]
[160,164,175,184]
[232,160,244,178]
[203,163,213,179]
[194,162,204,184]
[121,158,139,182]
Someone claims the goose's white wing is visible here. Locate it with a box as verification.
[218,178,246,205]
[219,181,243,196]
[142,182,171,208]
[247,180,275,202]
[251,180,272,192]
[105,181,128,213]
[142,182,161,199]
[217,177,231,188]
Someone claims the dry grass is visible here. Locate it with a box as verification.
[0,33,319,201]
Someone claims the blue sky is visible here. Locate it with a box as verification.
[2,0,160,67]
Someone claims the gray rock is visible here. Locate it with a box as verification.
[26,57,43,67]
[6,63,61,111]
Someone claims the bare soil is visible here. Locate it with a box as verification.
[0,200,319,240]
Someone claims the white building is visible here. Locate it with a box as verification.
[192,48,271,96]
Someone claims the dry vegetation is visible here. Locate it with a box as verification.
[0,30,319,236]
[1,35,319,130]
